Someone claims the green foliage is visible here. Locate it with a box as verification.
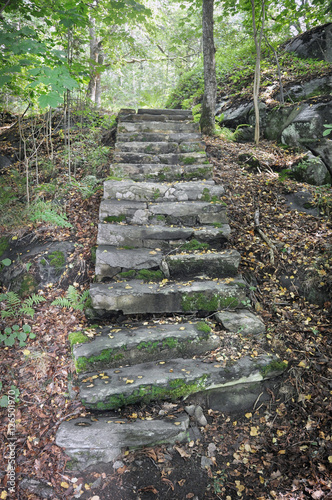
[181,239,209,251]
[0,237,9,258]
[0,383,20,408]
[49,250,65,275]
[323,124,332,137]
[0,291,45,319]
[0,258,11,270]
[68,331,89,349]
[51,286,90,311]
[0,324,34,347]
[196,321,212,334]
[28,201,72,228]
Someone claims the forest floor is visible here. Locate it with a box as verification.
[0,120,331,500]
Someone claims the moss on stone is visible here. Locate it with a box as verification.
[137,269,163,282]
[104,214,126,223]
[259,360,288,378]
[87,374,209,410]
[182,239,209,252]
[181,292,240,312]
[156,215,166,222]
[162,337,179,349]
[68,331,89,349]
[76,349,125,373]
[183,156,196,165]
[0,236,9,258]
[196,321,211,334]
[49,250,65,275]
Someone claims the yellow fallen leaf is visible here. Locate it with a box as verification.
[61,482,69,489]
[149,251,157,255]
[137,375,143,378]
[328,456,332,463]
[278,450,286,454]
[298,361,307,368]
[126,379,134,384]
[245,412,252,419]
[23,349,30,356]
[1,491,8,499]
[12,236,18,240]
[259,476,264,484]
[235,480,245,493]
[179,327,186,330]
[84,484,90,490]
[250,426,259,436]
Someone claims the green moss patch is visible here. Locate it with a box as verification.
[69,331,90,349]
[75,349,125,373]
[87,374,209,410]
[259,360,288,378]
[196,321,211,334]
[182,239,209,252]
[104,214,126,223]
[182,292,240,312]
[49,250,66,275]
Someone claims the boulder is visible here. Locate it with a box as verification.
[284,23,332,63]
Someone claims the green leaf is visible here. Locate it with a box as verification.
[0,396,8,408]
[4,327,12,334]
[1,258,11,266]
[4,336,15,346]
[23,324,32,333]
[39,92,63,108]
[29,333,36,339]
[12,324,20,331]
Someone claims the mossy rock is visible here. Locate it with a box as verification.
[49,250,66,275]
[18,273,37,297]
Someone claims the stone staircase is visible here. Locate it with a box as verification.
[56,108,286,469]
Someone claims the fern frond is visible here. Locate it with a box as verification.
[24,294,46,307]
[20,305,35,318]
[51,297,71,308]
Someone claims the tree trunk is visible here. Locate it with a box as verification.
[251,0,265,145]
[199,0,216,136]
[95,50,104,108]
[88,17,98,102]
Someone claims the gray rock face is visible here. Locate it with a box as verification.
[78,355,285,410]
[90,278,246,314]
[110,162,213,182]
[166,250,240,278]
[73,321,220,372]
[97,223,230,249]
[290,153,331,186]
[103,179,224,202]
[100,199,227,226]
[284,23,332,62]
[215,309,265,335]
[56,414,190,469]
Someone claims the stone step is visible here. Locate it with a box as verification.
[56,414,190,470]
[97,223,230,249]
[71,321,220,373]
[109,163,213,182]
[103,179,224,202]
[89,278,247,315]
[99,200,228,226]
[95,247,240,281]
[117,132,202,143]
[115,141,205,154]
[113,151,207,165]
[137,108,192,117]
[77,355,286,410]
[117,121,199,134]
[119,113,193,122]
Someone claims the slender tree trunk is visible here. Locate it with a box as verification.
[251,0,265,145]
[95,50,104,108]
[88,18,98,102]
[200,0,216,136]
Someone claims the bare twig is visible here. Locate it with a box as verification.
[254,208,277,264]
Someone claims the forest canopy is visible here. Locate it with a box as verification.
[0,0,331,113]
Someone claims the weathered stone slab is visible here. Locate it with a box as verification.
[99,200,148,223]
[89,278,246,314]
[215,309,266,335]
[166,250,241,278]
[78,355,286,410]
[95,246,163,280]
[56,414,190,469]
[120,113,192,122]
[99,200,227,226]
[113,151,207,165]
[110,163,213,182]
[137,108,192,117]
[115,141,205,154]
[103,179,224,202]
[115,141,179,154]
[72,321,220,372]
[117,121,199,134]
[97,223,230,248]
[116,132,202,143]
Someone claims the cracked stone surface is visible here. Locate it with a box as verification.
[215,309,266,335]
[56,414,190,469]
